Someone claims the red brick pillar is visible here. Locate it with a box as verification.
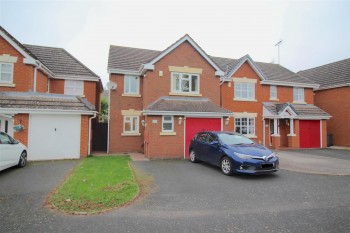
[271,136,280,149]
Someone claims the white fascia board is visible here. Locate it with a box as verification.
[108,69,141,76]
[262,115,331,120]
[227,56,266,81]
[147,35,223,74]
[143,110,233,117]
[23,57,37,65]
[215,70,225,76]
[0,108,96,115]
[0,31,33,59]
[53,75,100,82]
[315,83,350,91]
[260,80,319,89]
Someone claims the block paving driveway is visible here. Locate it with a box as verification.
[1,157,350,233]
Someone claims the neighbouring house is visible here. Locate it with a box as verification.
[0,26,102,160]
[107,35,331,159]
[298,58,350,147]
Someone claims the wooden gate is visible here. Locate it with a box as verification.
[92,122,108,152]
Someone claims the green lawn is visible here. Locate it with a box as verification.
[51,156,139,214]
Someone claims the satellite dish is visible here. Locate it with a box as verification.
[106,81,117,90]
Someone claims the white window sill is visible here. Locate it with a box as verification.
[269,98,279,101]
[160,132,177,136]
[169,92,202,97]
[233,98,257,102]
[0,83,15,87]
[287,134,296,137]
[271,134,280,137]
[121,133,141,136]
[293,101,306,104]
[122,94,141,97]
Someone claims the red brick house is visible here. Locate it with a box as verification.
[298,58,350,147]
[0,26,102,160]
[107,35,331,159]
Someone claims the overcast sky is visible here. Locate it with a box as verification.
[1,0,349,86]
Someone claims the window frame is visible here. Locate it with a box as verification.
[124,75,140,94]
[293,87,305,103]
[171,72,200,94]
[234,117,256,136]
[123,116,139,134]
[162,116,174,132]
[64,80,84,96]
[270,85,277,99]
[0,62,14,84]
[234,82,255,100]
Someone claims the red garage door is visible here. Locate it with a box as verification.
[185,118,221,157]
[299,120,320,148]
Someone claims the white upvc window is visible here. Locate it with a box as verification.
[235,117,255,136]
[171,72,199,94]
[0,63,14,83]
[234,83,255,100]
[293,87,304,102]
[64,80,84,95]
[123,116,139,134]
[270,85,277,99]
[124,76,139,94]
[162,116,174,132]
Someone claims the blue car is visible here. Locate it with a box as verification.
[189,131,279,175]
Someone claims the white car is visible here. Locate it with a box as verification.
[0,131,27,171]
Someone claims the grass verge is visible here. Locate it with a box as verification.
[50,156,139,214]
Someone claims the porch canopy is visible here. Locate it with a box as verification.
[263,102,331,135]
[143,96,233,117]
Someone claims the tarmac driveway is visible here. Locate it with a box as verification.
[277,149,350,175]
[1,159,350,233]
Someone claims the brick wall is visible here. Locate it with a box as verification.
[221,61,315,146]
[13,114,29,146]
[143,41,220,107]
[84,81,98,108]
[0,36,34,92]
[315,87,350,147]
[36,69,48,93]
[144,115,184,159]
[49,78,64,93]
[108,74,144,153]
[80,115,89,157]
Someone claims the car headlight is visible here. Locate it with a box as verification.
[269,152,278,159]
[234,152,254,160]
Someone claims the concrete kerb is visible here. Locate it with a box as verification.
[276,150,350,176]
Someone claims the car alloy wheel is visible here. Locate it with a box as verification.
[18,151,27,168]
[189,150,198,163]
[221,157,233,175]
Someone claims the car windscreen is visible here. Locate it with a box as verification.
[218,133,254,145]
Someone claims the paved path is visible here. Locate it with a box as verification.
[277,149,350,175]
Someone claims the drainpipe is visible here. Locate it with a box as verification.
[33,65,39,92]
[88,112,97,156]
[262,117,265,146]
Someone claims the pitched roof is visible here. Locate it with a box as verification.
[298,58,350,90]
[24,44,99,79]
[144,96,232,116]
[108,43,315,86]
[263,102,330,118]
[108,45,160,71]
[0,92,95,113]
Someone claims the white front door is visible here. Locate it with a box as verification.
[28,114,81,161]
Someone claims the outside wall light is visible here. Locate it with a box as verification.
[225,117,230,126]
[178,117,183,125]
[141,119,146,127]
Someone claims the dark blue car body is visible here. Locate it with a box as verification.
[189,131,279,175]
